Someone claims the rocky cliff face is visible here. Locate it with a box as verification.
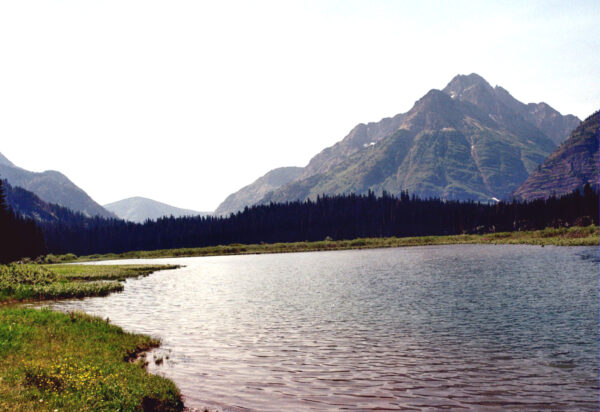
[513,111,598,201]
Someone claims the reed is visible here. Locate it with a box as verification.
[0,264,178,303]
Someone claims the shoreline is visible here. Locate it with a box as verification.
[0,264,185,411]
[61,225,599,262]
[7,231,597,411]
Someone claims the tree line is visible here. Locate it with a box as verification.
[0,180,46,263]
[42,185,598,256]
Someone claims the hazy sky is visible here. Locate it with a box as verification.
[1,1,598,211]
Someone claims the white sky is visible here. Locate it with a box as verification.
[0,0,598,211]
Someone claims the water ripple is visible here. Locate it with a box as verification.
[45,245,599,411]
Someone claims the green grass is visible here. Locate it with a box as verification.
[0,264,184,410]
[46,264,180,282]
[0,308,183,411]
[58,225,599,262]
[0,264,179,303]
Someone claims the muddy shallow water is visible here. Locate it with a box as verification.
[44,245,599,410]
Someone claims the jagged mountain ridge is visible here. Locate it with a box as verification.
[104,197,210,223]
[513,111,599,201]
[299,114,406,179]
[0,153,115,218]
[260,74,579,204]
[444,74,580,145]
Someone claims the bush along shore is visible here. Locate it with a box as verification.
[0,263,184,411]
[50,225,599,262]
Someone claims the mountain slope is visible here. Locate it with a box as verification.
[0,152,15,167]
[215,167,303,215]
[263,74,574,203]
[299,114,406,179]
[445,73,580,145]
[104,197,208,223]
[0,153,115,218]
[513,111,599,200]
[3,180,92,224]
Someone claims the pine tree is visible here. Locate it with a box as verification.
[0,179,7,213]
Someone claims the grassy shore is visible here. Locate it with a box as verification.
[0,308,182,411]
[62,225,598,262]
[0,264,179,304]
[0,264,184,411]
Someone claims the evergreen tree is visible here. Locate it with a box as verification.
[0,179,47,263]
[41,188,598,256]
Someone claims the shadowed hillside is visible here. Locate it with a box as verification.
[0,152,115,218]
[514,111,599,200]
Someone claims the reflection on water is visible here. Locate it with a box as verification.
[45,245,599,411]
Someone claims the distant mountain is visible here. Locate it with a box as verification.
[104,197,209,223]
[3,180,92,224]
[0,152,115,218]
[215,167,303,215]
[258,74,579,204]
[513,111,599,201]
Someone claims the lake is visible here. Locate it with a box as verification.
[43,245,599,411]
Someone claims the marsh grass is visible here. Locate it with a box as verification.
[0,264,178,303]
[60,225,598,262]
[0,308,182,411]
[46,264,181,282]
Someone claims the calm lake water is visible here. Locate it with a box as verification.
[44,245,599,411]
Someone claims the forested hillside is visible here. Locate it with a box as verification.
[0,180,46,263]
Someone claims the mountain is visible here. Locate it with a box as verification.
[299,114,406,179]
[0,152,15,167]
[104,197,209,223]
[215,167,303,215]
[0,152,116,218]
[513,111,599,201]
[444,74,580,145]
[258,74,579,204]
[3,180,93,224]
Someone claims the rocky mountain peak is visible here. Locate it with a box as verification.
[443,73,494,100]
[217,73,582,210]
